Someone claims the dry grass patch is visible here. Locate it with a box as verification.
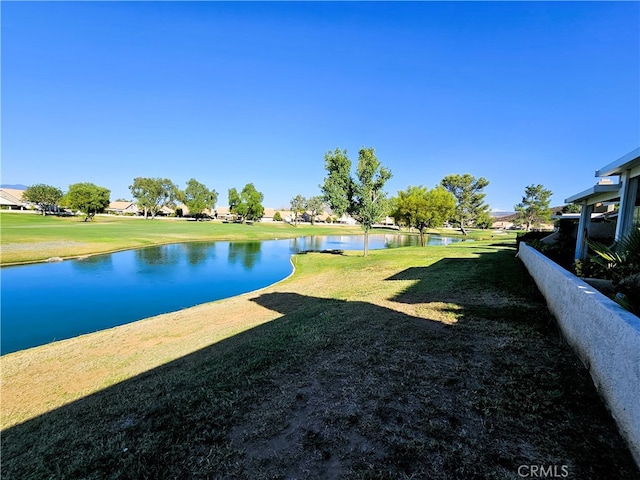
[1,293,282,429]
[2,242,638,479]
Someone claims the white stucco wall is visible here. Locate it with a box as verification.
[518,242,640,467]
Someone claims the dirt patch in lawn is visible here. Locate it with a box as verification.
[1,241,90,264]
[1,241,86,253]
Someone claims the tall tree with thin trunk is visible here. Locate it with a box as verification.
[440,173,490,235]
[515,184,553,231]
[320,148,352,218]
[290,195,307,226]
[129,177,180,219]
[306,196,325,225]
[228,188,241,218]
[320,147,392,256]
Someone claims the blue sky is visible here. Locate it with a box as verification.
[2,1,639,212]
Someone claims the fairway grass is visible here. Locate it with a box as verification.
[2,240,637,479]
[0,212,368,265]
[0,211,499,265]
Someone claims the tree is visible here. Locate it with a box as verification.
[440,173,490,235]
[562,204,581,214]
[390,185,456,246]
[228,188,241,216]
[290,195,307,226]
[23,184,63,215]
[320,146,392,256]
[306,196,325,225]
[183,178,217,220]
[243,183,265,221]
[66,182,110,221]
[230,183,265,222]
[273,211,283,222]
[129,177,180,219]
[515,184,553,231]
[475,210,494,230]
[320,148,352,217]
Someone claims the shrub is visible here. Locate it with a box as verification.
[617,274,640,315]
[588,225,640,315]
[273,211,282,222]
[518,220,577,271]
[574,257,609,279]
[589,226,640,278]
[516,231,550,248]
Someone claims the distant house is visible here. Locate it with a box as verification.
[565,147,640,260]
[0,188,27,210]
[301,211,327,223]
[336,214,357,225]
[317,211,333,223]
[491,220,514,230]
[377,216,396,227]
[157,205,176,216]
[106,201,140,215]
[261,208,277,222]
[106,201,192,217]
[490,211,516,230]
[261,208,295,222]
[172,204,217,218]
[214,206,236,222]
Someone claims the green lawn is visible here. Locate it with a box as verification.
[0,212,367,264]
[0,211,501,265]
[1,238,636,479]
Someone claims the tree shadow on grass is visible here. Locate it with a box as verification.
[2,255,638,479]
[1,294,453,479]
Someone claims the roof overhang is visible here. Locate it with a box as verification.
[0,197,21,206]
[595,147,640,177]
[564,183,621,204]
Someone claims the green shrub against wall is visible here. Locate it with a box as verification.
[588,226,640,315]
[518,220,577,271]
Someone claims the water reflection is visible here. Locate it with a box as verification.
[288,236,325,252]
[135,244,181,266]
[186,242,214,266]
[383,235,418,248]
[228,242,262,270]
[1,234,461,354]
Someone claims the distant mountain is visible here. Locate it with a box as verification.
[490,211,515,218]
[1,184,27,190]
[492,206,568,222]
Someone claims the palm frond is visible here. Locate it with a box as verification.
[588,225,640,265]
[616,225,640,264]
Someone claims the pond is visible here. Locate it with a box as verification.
[1,234,461,354]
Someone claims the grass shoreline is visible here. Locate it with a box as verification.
[0,212,368,266]
[2,238,638,478]
[0,211,497,266]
